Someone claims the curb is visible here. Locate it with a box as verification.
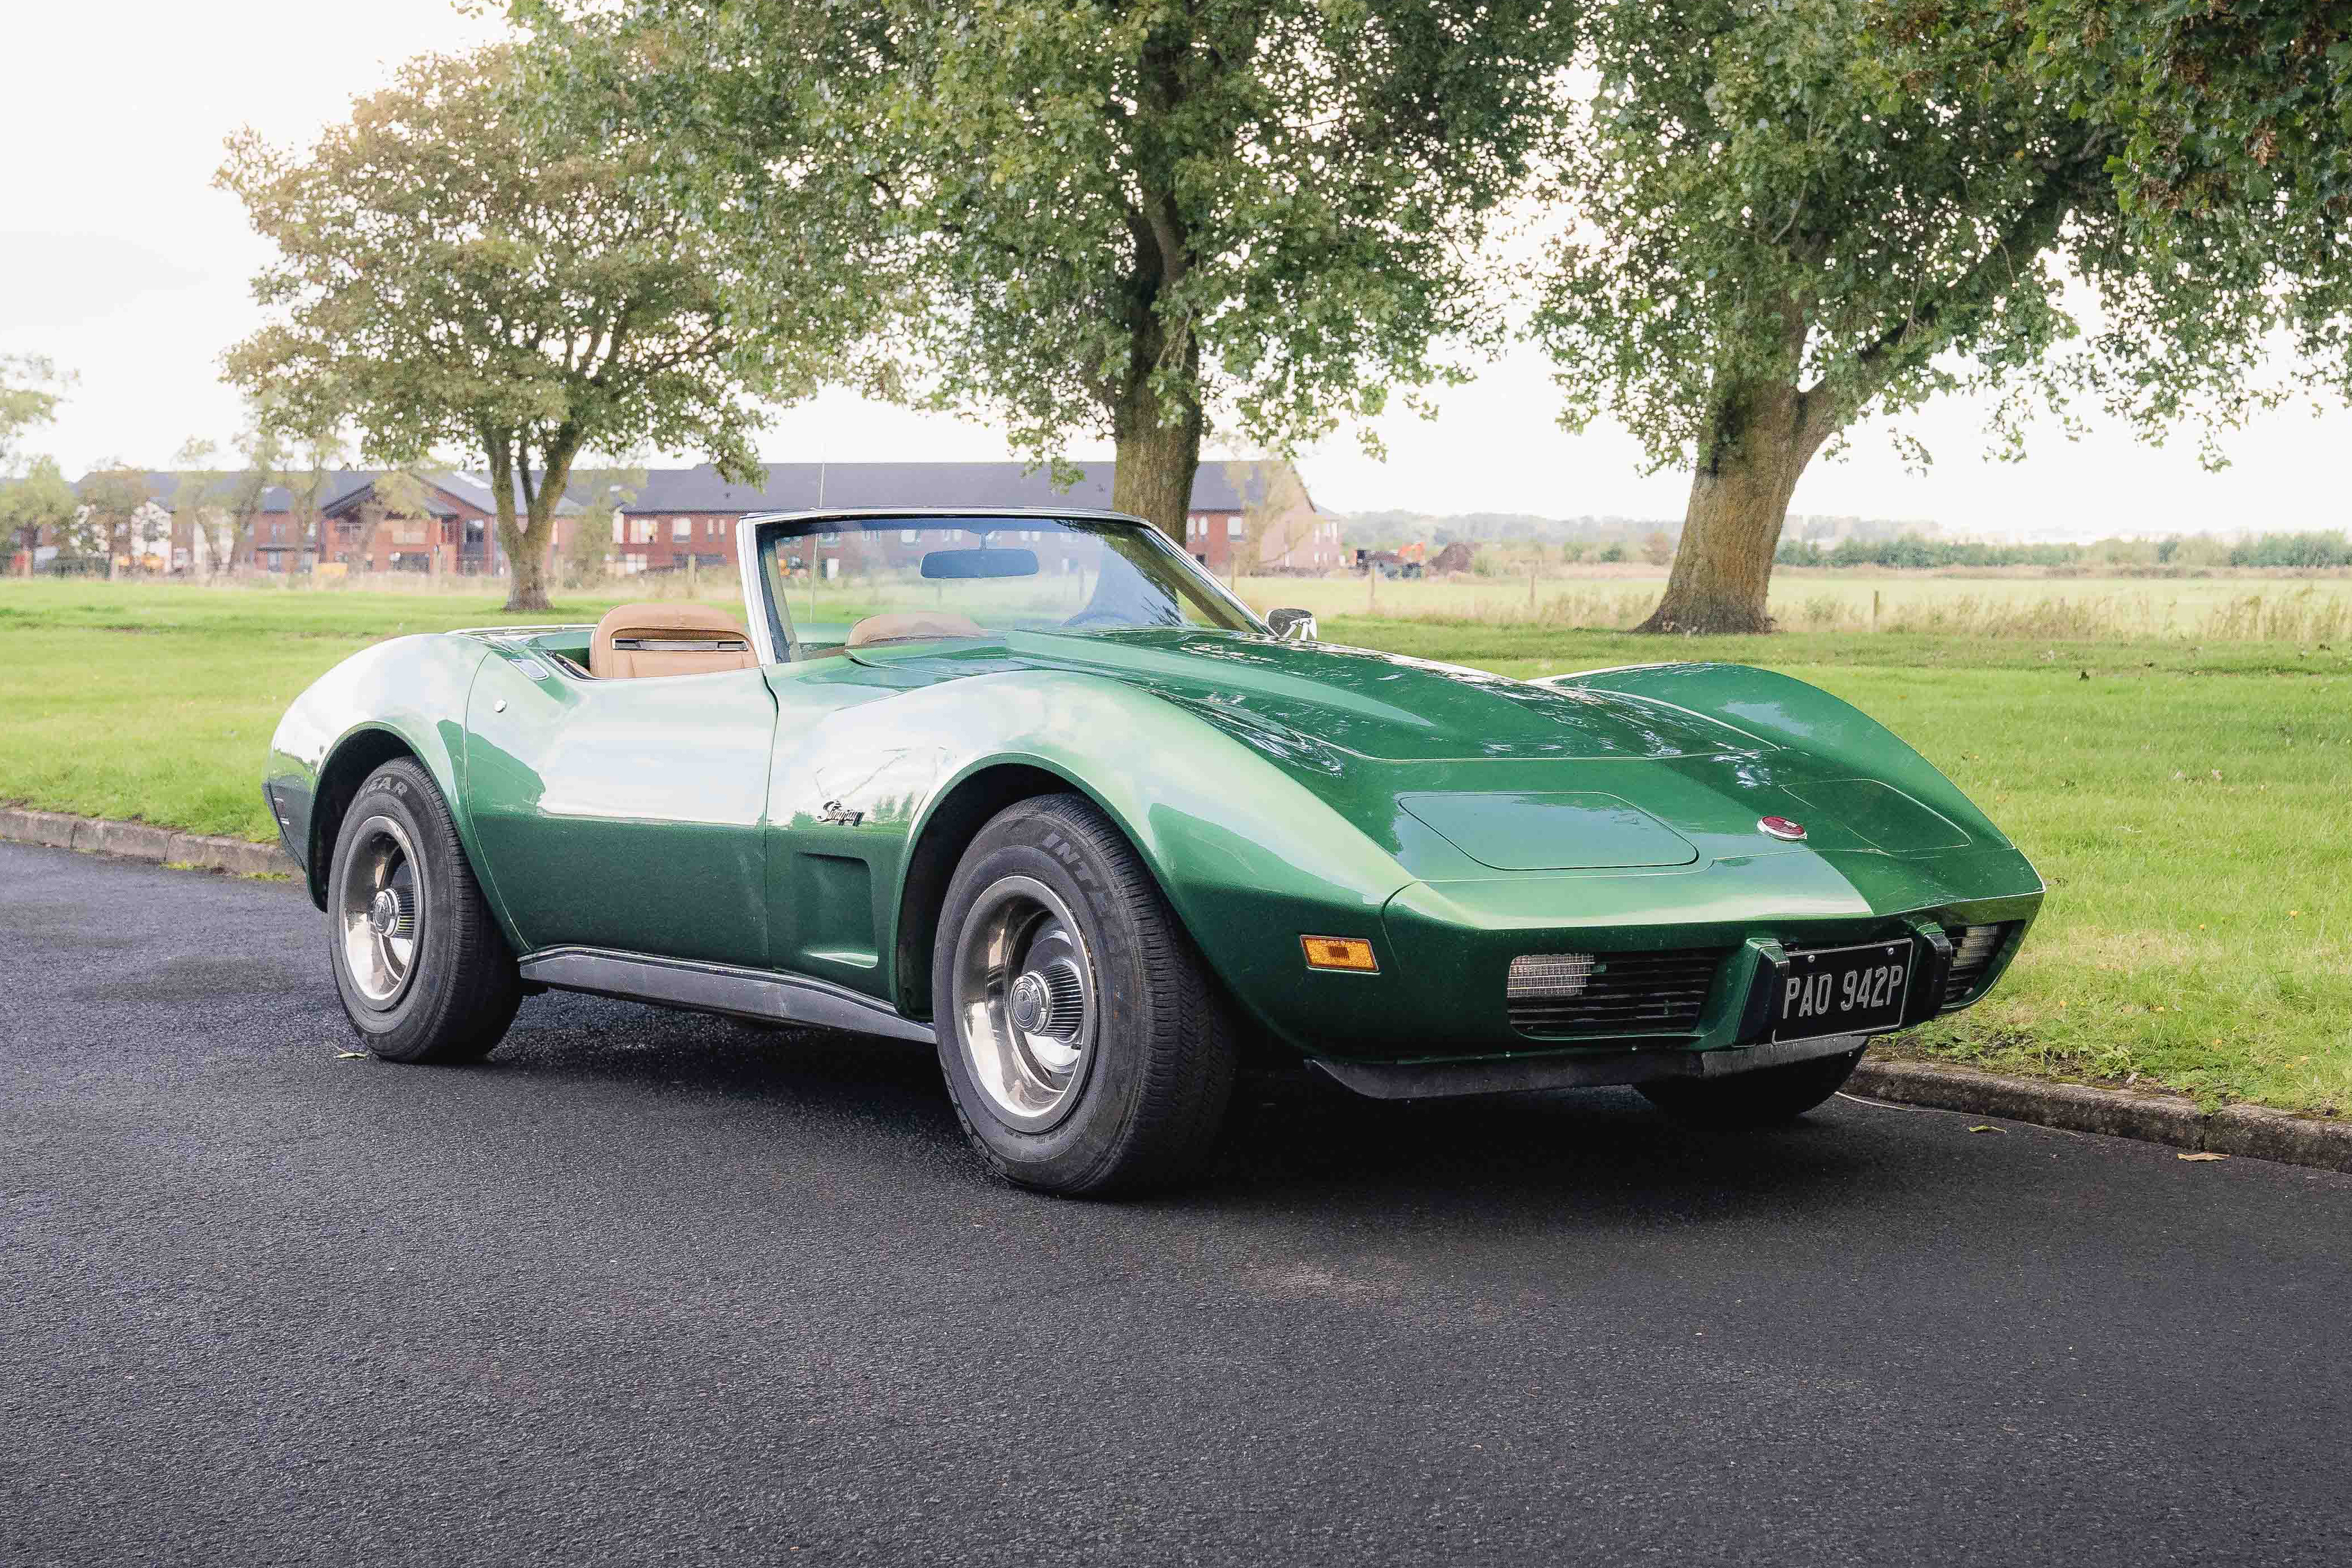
[1849,1058,2352,1176]
[0,808,293,879]
[5,806,2347,1176]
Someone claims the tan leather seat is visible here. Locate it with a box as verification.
[588,602,758,679]
[845,611,987,648]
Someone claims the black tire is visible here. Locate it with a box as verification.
[1637,1043,1867,1131]
[932,794,1236,1196]
[325,757,522,1064]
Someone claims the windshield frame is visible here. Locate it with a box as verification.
[737,507,1271,662]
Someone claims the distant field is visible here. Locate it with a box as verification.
[3,575,2346,1119]
[1238,570,2352,642]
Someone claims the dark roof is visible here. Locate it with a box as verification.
[607,461,1304,516]
[75,469,375,514]
[71,460,1305,519]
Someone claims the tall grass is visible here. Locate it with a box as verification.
[1242,578,2352,643]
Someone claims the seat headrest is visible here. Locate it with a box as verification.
[844,611,989,648]
[589,601,758,679]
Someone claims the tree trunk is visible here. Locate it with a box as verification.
[1638,382,1821,635]
[487,442,547,615]
[1107,324,1203,543]
[494,430,579,615]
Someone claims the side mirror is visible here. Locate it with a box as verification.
[1267,607,1317,642]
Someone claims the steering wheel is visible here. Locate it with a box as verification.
[1062,610,1133,629]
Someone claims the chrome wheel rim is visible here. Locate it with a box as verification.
[951,874,1098,1132]
[336,814,422,1011]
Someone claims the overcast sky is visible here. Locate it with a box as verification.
[6,0,2349,539]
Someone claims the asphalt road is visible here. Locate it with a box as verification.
[5,840,2349,1567]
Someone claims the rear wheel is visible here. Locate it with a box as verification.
[328,757,522,1064]
[1637,1043,1867,1131]
[933,794,1236,1196]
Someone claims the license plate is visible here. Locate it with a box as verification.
[1772,940,1912,1042]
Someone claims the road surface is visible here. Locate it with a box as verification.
[5,841,2347,1566]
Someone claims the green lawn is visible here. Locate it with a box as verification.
[5,578,2347,1118]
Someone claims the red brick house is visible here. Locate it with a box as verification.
[29,458,1339,579]
[601,459,1341,576]
[318,471,583,577]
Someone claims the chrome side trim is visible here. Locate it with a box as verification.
[1308,1033,1865,1100]
[518,946,935,1044]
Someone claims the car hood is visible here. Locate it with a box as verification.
[846,628,1999,878]
[857,627,1767,763]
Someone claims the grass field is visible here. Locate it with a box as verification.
[1266,569,2352,641]
[4,575,2347,1118]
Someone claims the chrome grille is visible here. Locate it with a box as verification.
[1508,947,1729,1038]
[1942,923,2011,1007]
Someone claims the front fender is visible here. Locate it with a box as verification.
[265,634,493,911]
[790,670,1418,1050]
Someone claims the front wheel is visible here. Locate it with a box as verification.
[932,794,1236,1196]
[327,757,522,1064]
[1637,1043,1867,1131]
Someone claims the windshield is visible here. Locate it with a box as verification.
[758,514,1263,656]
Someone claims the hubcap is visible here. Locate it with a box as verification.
[336,814,423,1010]
[950,875,1098,1132]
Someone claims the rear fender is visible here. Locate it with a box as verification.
[265,635,495,916]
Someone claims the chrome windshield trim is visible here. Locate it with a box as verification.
[742,507,1269,651]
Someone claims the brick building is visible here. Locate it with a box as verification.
[317,471,582,577]
[24,458,1339,579]
[603,459,1344,576]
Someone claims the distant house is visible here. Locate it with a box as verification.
[600,459,1344,576]
[31,457,1339,579]
[318,471,582,577]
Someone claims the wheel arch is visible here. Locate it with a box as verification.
[875,698,1412,1048]
[889,759,1112,1021]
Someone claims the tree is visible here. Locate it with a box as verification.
[220,46,815,612]
[2018,2,2352,392]
[2025,2,2352,235]
[526,1,1582,541]
[0,456,78,576]
[561,466,643,586]
[2,355,73,576]
[1533,2,2287,633]
[167,438,265,577]
[2,355,72,470]
[276,430,349,572]
[77,463,154,578]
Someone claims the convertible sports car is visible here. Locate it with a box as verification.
[267,507,2040,1194]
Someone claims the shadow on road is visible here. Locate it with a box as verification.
[477,991,1894,1231]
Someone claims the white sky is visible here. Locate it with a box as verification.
[6,0,2349,540]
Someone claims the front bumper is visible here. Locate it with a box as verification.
[1244,846,2041,1068]
[1310,1031,1867,1100]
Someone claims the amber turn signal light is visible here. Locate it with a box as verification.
[1300,935,1379,973]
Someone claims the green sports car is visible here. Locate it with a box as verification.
[267,508,2040,1194]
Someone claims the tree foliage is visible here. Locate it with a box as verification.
[220,45,819,610]
[1,354,72,471]
[525,0,1581,537]
[1532,1,2311,633]
[76,464,156,577]
[0,456,78,576]
[2012,1,2352,399]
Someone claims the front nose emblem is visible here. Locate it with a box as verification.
[1758,816,1807,841]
